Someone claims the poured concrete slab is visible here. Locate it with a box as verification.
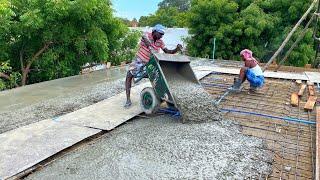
[0,69,212,179]
[0,66,127,113]
[0,119,100,179]
[193,66,313,81]
[56,82,151,130]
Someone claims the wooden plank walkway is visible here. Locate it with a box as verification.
[0,120,100,179]
[57,83,150,130]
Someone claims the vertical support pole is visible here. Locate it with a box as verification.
[212,38,216,61]
[263,0,318,71]
[316,106,320,180]
[314,0,320,68]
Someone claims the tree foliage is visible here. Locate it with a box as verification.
[139,7,188,27]
[0,0,139,89]
[119,17,131,26]
[186,0,316,66]
[158,0,191,11]
[0,0,20,89]
[139,0,191,27]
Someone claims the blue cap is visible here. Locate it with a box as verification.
[153,24,166,34]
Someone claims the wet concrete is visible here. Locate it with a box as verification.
[25,115,272,179]
[160,60,221,122]
[166,73,221,122]
[0,78,128,134]
[2,58,273,179]
[21,60,272,179]
[0,67,129,133]
[0,66,127,113]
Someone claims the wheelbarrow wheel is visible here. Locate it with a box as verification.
[140,87,160,114]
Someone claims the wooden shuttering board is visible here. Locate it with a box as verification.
[291,93,299,107]
[308,85,315,96]
[298,84,307,96]
[304,96,317,111]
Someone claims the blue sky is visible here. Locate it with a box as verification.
[112,0,162,20]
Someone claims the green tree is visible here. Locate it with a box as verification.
[109,30,141,65]
[138,7,187,27]
[187,0,316,66]
[119,17,131,26]
[138,0,191,27]
[0,0,134,88]
[186,0,239,58]
[0,0,20,89]
[158,0,191,11]
[138,16,149,27]
[277,27,315,67]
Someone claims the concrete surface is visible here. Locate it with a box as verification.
[25,116,272,180]
[0,81,152,179]
[0,62,212,134]
[0,119,100,179]
[0,78,127,134]
[0,66,214,179]
[0,58,272,179]
[0,66,127,113]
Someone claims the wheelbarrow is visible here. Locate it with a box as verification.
[139,53,199,121]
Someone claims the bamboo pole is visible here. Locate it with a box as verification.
[263,0,318,72]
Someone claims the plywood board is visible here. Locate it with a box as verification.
[193,66,310,81]
[56,83,151,130]
[308,85,316,96]
[304,96,317,111]
[298,84,307,97]
[0,120,100,179]
[194,70,213,80]
[305,71,320,83]
[291,93,299,107]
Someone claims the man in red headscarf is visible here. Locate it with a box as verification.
[232,49,265,92]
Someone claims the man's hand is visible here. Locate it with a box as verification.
[163,44,184,54]
[176,44,183,51]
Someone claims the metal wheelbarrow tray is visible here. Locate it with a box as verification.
[140,53,200,121]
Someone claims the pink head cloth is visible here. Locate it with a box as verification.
[240,49,253,61]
